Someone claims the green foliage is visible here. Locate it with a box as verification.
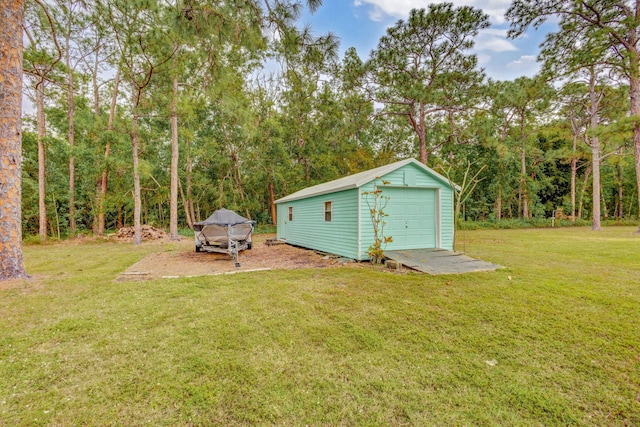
[507,0,640,228]
[16,0,640,242]
[366,3,490,163]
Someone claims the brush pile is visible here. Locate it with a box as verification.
[116,225,168,240]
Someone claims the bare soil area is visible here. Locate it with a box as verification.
[118,234,348,281]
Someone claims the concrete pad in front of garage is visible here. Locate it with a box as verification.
[385,248,501,275]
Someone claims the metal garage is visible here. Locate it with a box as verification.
[274,158,458,261]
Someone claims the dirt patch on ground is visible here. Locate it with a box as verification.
[0,275,46,292]
[118,234,350,281]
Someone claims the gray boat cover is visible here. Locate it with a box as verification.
[194,208,255,230]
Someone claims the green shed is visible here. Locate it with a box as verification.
[274,158,458,261]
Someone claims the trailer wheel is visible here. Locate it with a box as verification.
[247,242,252,250]
[195,245,201,253]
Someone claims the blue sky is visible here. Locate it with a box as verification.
[301,0,558,82]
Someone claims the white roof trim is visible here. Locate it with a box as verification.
[275,158,459,204]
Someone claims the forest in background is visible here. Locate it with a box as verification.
[18,0,640,240]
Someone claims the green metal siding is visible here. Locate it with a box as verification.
[379,163,448,187]
[276,189,360,259]
[439,188,455,250]
[276,204,287,240]
[277,161,457,260]
[358,181,377,260]
[358,163,456,254]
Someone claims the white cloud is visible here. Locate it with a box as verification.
[474,28,518,52]
[476,53,492,67]
[368,6,385,22]
[354,0,513,24]
[506,55,540,76]
[507,55,536,67]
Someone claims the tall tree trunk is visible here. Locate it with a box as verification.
[269,181,277,224]
[591,140,601,230]
[117,205,123,229]
[0,0,28,280]
[185,148,196,226]
[130,79,145,245]
[95,69,120,235]
[418,104,428,165]
[627,27,640,232]
[91,44,101,234]
[520,141,528,219]
[131,109,142,246]
[169,74,180,240]
[635,125,640,228]
[570,127,578,222]
[495,186,502,220]
[66,36,76,236]
[588,70,601,231]
[631,76,640,230]
[408,102,429,165]
[617,163,624,219]
[578,165,592,220]
[517,112,529,219]
[178,179,193,229]
[36,79,48,239]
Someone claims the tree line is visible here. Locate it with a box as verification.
[2,0,640,279]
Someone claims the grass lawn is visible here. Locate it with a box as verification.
[1,227,639,425]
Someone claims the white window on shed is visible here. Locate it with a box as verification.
[324,201,332,222]
[288,206,293,221]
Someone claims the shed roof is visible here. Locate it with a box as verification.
[275,158,458,204]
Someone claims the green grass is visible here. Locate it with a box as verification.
[458,217,640,230]
[1,228,639,425]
